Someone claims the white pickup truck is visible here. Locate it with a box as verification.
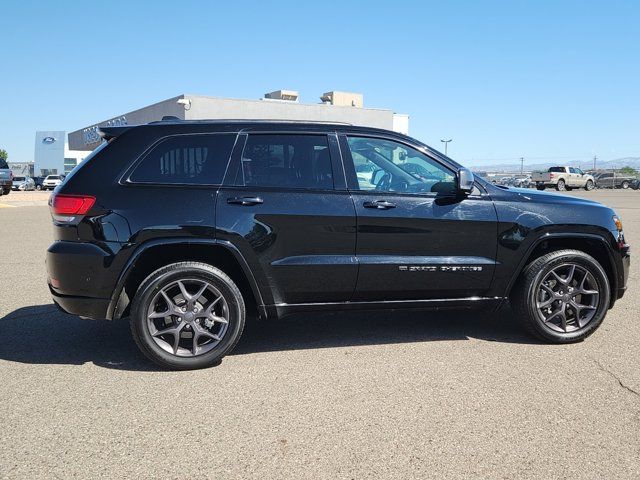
[531,166,595,191]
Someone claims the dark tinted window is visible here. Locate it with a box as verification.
[130,134,236,184]
[548,167,565,173]
[240,134,333,189]
[0,159,8,169]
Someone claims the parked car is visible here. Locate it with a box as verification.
[594,172,636,190]
[532,166,595,191]
[631,179,640,190]
[42,174,65,190]
[47,120,630,370]
[11,176,36,191]
[512,175,532,188]
[32,176,45,190]
[0,158,13,195]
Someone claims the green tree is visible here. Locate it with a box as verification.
[0,149,7,162]
[619,166,638,176]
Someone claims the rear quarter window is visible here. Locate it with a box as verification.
[129,134,236,185]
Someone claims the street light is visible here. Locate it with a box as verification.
[440,138,452,156]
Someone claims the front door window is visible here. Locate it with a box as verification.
[346,136,456,195]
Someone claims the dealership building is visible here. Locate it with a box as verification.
[33,131,90,177]
[68,90,409,152]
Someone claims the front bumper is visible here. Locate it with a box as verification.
[616,243,630,300]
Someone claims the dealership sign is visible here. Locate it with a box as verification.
[83,116,128,145]
[42,136,57,144]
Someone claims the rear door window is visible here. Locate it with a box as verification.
[239,134,333,190]
[130,134,236,185]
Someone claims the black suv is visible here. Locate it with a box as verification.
[46,120,630,369]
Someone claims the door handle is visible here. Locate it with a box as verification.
[227,196,264,206]
[363,200,396,210]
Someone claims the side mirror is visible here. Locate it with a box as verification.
[457,168,475,194]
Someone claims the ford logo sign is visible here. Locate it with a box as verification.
[42,136,56,144]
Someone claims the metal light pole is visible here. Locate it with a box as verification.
[440,139,452,156]
[520,157,524,175]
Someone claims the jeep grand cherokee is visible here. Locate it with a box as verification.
[46,120,630,370]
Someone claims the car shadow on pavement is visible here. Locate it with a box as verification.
[0,304,539,370]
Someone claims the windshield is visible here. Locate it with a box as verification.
[14,177,25,181]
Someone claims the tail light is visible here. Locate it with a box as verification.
[549,173,556,178]
[49,194,96,224]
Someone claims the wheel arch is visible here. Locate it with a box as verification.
[107,238,270,321]
[506,233,618,307]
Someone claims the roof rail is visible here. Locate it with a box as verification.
[148,118,353,126]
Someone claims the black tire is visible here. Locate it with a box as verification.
[621,181,630,189]
[536,184,546,191]
[585,179,594,191]
[511,249,610,343]
[36,185,42,191]
[130,262,246,370]
[556,179,566,191]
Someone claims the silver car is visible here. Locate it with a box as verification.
[11,176,36,191]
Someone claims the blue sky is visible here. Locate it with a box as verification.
[1,0,638,166]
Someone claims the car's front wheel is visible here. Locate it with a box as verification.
[585,179,594,191]
[130,262,246,370]
[511,249,610,343]
[621,181,630,189]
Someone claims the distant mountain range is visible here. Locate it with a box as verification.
[471,157,640,173]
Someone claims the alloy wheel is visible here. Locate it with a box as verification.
[535,263,599,333]
[146,279,229,357]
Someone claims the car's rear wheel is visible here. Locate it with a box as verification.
[585,179,594,191]
[511,249,610,343]
[36,185,42,191]
[536,184,546,191]
[556,179,566,191]
[621,180,630,189]
[2,188,10,195]
[130,262,245,370]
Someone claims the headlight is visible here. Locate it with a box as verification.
[613,215,623,232]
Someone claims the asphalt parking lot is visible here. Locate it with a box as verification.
[0,189,638,479]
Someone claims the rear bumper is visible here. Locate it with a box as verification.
[50,286,110,319]
[47,240,119,319]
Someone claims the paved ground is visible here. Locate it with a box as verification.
[0,190,51,208]
[0,190,638,479]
